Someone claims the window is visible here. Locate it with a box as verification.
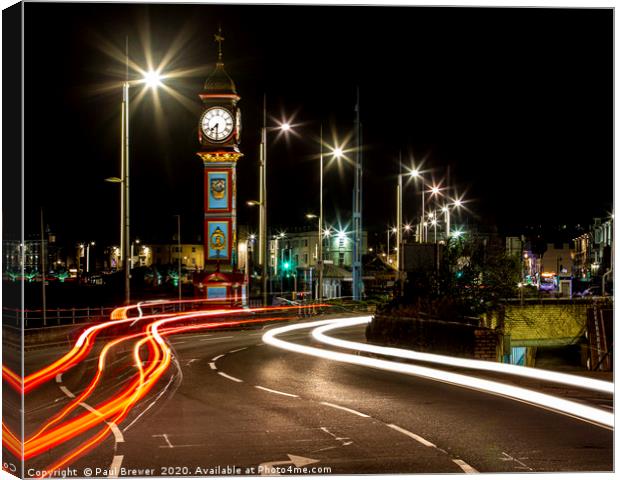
[304,239,308,247]
[294,254,299,265]
[192,247,196,253]
[304,253,308,265]
[339,252,345,266]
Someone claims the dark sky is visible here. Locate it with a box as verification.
[21,3,613,247]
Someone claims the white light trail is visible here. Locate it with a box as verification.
[312,316,614,394]
[262,318,613,429]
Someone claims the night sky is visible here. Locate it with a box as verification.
[20,4,613,248]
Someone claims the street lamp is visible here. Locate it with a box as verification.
[105,54,166,305]
[317,127,344,301]
[257,97,295,306]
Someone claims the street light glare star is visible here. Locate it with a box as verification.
[409,169,420,178]
[143,69,163,88]
[280,122,291,132]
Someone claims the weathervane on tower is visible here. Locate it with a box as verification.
[214,25,224,63]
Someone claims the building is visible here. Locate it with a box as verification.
[267,226,368,299]
[573,216,613,287]
[106,243,205,271]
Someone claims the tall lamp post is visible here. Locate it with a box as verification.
[106,53,164,305]
[255,96,293,306]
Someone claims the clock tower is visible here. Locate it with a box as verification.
[197,27,242,272]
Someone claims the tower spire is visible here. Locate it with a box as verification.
[214,24,225,63]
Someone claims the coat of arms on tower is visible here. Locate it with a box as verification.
[210,178,226,200]
[210,226,226,255]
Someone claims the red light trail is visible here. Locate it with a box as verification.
[2,301,325,477]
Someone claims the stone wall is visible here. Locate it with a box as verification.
[367,314,501,361]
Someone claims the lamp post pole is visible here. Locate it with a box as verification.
[318,124,324,302]
[122,76,131,305]
[259,95,269,306]
[396,173,402,274]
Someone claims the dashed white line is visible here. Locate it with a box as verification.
[217,372,243,383]
[56,363,125,445]
[200,336,234,342]
[229,347,247,353]
[211,354,225,361]
[319,401,370,418]
[108,455,124,478]
[59,386,75,398]
[55,373,63,383]
[452,458,478,474]
[254,386,299,398]
[79,402,124,443]
[209,362,217,370]
[386,424,436,447]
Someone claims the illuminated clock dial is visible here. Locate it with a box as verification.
[201,107,234,142]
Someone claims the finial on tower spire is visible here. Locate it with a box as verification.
[214,24,225,63]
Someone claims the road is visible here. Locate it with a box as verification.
[7,306,613,477]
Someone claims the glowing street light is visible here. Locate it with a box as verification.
[143,69,164,89]
[107,48,167,305]
[258,101,295,305]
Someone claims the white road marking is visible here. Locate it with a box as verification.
[320,401,370,418]
[229,347,247,353]
[259,455,320,476]
[211,354,225,361]
[59,386,75,398]
[172,341,187,345]
[387,424,436,448]
[209,362,217,370]
[500,451,534,471]
[452,458,478,474]
[200,336,234,342]
[185,359,199,366]
[55,373,63,383]
[153,433,173,448]
[320,427,353,446]
[79,402,125,443]
[55,362,125,451]
[255,386,299,398]
[108,455,124,478]
[218,371,243,383]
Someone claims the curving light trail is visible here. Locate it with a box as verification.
[2,301,326,477]
[262,317,614,429]
[312,316,614,394]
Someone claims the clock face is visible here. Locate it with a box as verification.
[201,107,234,142]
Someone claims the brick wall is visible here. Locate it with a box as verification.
[482,300,591,346]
